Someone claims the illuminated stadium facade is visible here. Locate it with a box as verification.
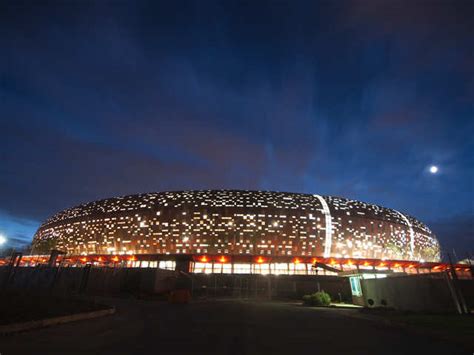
[29,190,443,274]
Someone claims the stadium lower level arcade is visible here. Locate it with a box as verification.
[10,190,471,277]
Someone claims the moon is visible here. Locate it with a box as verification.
[429,165,439,174]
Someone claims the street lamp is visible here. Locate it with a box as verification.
[0,234,6,246]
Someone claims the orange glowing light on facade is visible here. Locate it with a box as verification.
[7,254,468,278]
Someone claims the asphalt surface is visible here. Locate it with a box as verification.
[1,298,471,355]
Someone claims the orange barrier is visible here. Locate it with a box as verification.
[168,289,191,304]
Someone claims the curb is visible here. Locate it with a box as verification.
[0,307,116,335]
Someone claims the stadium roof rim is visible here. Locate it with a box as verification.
[43,189,422,225]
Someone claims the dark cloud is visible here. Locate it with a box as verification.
[0,211,39,248]
[0,0,472,254]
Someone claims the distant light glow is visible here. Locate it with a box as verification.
[429,165,439,174]
[0,234,6,245]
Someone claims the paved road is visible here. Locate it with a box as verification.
[1,299,471,355]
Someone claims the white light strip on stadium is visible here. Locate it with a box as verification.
[313,195,332,257]
[395,210,415,258]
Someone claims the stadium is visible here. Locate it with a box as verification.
[29,190,444,275]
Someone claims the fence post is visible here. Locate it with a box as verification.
[79,264,92,294]
[49,262,63,293]
[447,254,469,314]
[2,252,22,289]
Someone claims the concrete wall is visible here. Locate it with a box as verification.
[0,265,176,296]
[359,274,474,312]
[1,266,351,301]
[190,274,351,301]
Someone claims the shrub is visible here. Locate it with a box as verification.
[302,291,331,306]
[302,295,312,305]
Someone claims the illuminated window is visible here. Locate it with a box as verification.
[233,263,251,274]
[271,263,289,275]
[193,262,213,273]
[289,262,307,275]
[158,260,175,270]
[253,263,270,275]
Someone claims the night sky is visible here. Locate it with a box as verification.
[1,1,473,258]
